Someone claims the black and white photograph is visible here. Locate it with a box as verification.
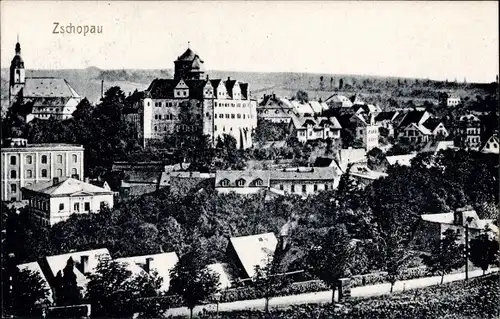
[0,1,499,318]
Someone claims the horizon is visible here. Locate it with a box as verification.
[1,1,498,83]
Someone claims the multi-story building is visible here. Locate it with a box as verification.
[455,114,482,150]
[22,177,114,227]
[289,115,342,143]
[9,41,82,121]
[1,138,84,202]
[138,46,257,149]
[256,94,294,123]
[350,113,379,151]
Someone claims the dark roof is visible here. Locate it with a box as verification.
[225,80,237,98]
[375,111,398,122]
[146,78,249,100]
[423,118,442,131]
[185,80,208,99]
[313,157,335,167]
[176,48,204,63]
[398,111,427,128]
[147,79,178,99]
[240,83,249,99]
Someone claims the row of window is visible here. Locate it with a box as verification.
[9,168,78,179]
[258,109,292,114]
[215,113,251,119]
[153,125,200,133]
[215,101,247,108]
[10,154,79,165]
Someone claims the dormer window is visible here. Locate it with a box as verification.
[220,179,229,187]
[254,178,263,186]
[236,179,245,187]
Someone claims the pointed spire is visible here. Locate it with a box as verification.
[188,41,190,49]
[15,35,21,55]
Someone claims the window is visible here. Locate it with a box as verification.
[71,168,77,176]
[237,114,241,119]
[325,184,329,191]
[57,155,63,164]
[302,185,307,193]
[220,179,229,187]
[59,203,64,210]
[26,169,33,178]
[26,155,32,164]
[291,185,295,192]
[314,184,318,192]
[57,169,63,177]
[279,184,284,190]
[225,114,230,119]
[10,184,16,193]
[74,203,80,212]
[41,155,48,164]
[10,170,16,179]
[254,179,263,186]
[84,202,90,211]
[231,114,235,119]
[100,201,107,210]
[236,179,245,187]
[10,156,16,165]
[41,169,47,177]
[154,126,158,132]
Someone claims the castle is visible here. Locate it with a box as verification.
[137,45,257,149]
[9,40,82,122]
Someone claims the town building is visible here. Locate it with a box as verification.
[325,94,353,108]
[1,138,84,202]
[115,252,179,292]
[227,232,278,279]
[214,167,338,196]
[481,133,499,154]
[348,165,388,186]
[289,115,342,143]
[9,41,82,121]
[22,177,114,227]
[447,96,461,107]
[138,46,257,149]
[350,113,380,151]
[413,207,498,251]
[45,249,112,294]
[256,94,294,123]
[455,114,482,150]
[111,161,165,198]
[421,140,455,154]
[374,111,399,137]
[290,100,315,116]
[385,154,417,167]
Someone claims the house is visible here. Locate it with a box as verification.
[353,103,382,115]
[394,110,431,132]
[350,94,365,106]
[289,115,342,143]
[1,138,84,202]
[400,123,433,144]
[325,94,353,108]
[455,114,482,150]
[349,113,379,151]
[421,140,456,154]
[45,249,111,294]
[111,161,164,198]
[336,148,367,172]
[22,177,114,227]
[115,252,179,292]
[447,96,461,107]
[423,118,449,138]
[375,111,399,137]
[413,207,498,251]
[290,100,315,116]
[215,170,270,195]
[348,165,388,186]
[308,101,324,114]
[257,94,294,124]
[227,232,278,279]
[385,154,417,167]
[269,167,338,195]
[313,157,343,176]
[17,261,54,305]
[481,134,499,154]
[161,171,215,196]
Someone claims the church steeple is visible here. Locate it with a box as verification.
[9,38,26,106]
[15,35,21,55]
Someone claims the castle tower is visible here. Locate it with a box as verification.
[174,43,205,80]
[9,39,25,106]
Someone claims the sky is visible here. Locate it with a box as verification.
[1,1,498,82]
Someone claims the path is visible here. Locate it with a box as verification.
[164,267,498,317]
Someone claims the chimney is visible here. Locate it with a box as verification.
[144,257,153,273]
[52,177,59,185]
[80,255,89,274]
[453,209,464,226]
[101,80,104,98]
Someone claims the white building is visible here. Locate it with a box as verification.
[289,115,342,143]
[447,96,461,107]
[22,177,114,227]
[1,138,84,202]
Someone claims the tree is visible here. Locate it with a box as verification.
[169,241,220,318]
[422,229,464,284]
[11,268,51,317]
[86,258,162,317]
[307,225,354,303]
[339,78,344,90]
[320,76,324,91]
[54,257,82,305]
[469,232,499,275]
[295,90,309,103]
[377,229,412,292]
[253,246,291,313]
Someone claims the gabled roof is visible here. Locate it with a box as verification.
[269,167,337,181]
[375,111,399,122]
[215,170,270,187]
[403,122,433,135]
[308,101,323,113]
[337,148,367,171]
[481,134,500,154]
[24,78,80,98]
[17,262,54,304]
[23,178,114,196]
[230,232,278,278]
[397,110,428,128]
[115,252,179,292]
[225,80,237,98]
[423,118,443,132]
[207,263,232,289]
[350,94,365,105]
[386,154,416,167]
[291,101,315,115]
[176,48,203,62]
[421,210,498,234]
[421,140,455,153]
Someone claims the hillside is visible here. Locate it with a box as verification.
[1,67,497,116]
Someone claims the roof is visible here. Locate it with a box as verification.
[207,263,232,289]
[398,110,428,128]
[230,232,278,278]
[423,118,443,131]
[176,48,204,62]
[215,170,270,187]
[350,94,365,105]
[325,94,353,107]
[481,135,499,154]
[308,101,323,113]
[269,167,337,181]
[261,140,288,149]
[349,166,388,180]
[23,178,114,197]
[145,78,249,100]
[1,142,83,152]
[337,148,367,171]
[386,154,416,167]
[375,111,398,122]
[115,252,179,292]
[17,262,54,304]
[421,210,498,234]
[421,140,455,153]
[46,248,111,290]
[291,101,315,115]
[24,78,80,98]
[403,122,433,135]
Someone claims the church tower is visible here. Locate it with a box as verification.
[9,39,26,106]
[174,43,205,80]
